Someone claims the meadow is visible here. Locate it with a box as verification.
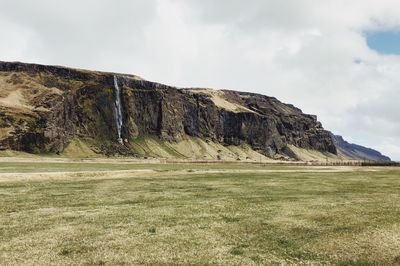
[0,160,399,265]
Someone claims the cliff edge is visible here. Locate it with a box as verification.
[0,61,377,161]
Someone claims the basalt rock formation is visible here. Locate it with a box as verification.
[0,61,341,159]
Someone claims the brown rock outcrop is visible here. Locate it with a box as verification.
[0,61,337,158]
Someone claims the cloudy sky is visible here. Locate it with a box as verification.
[1,0,399,160]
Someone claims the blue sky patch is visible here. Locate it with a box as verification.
[366,30,400,55]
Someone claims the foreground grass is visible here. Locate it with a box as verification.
[0,162,399,265]
[0,161,299,173]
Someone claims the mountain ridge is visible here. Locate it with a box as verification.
[332,134,391,161]
[0,60,390,161]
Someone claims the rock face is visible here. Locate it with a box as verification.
[331,134,391,161]
[0,61,337,158]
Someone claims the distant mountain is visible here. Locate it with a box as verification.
[331,134,391,161]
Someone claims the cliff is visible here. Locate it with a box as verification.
[0,61,338,159]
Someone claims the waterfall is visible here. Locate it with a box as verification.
[113,75,123,143]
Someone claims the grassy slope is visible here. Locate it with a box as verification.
[61,136,352,163]
[61,138,100,158]
[130,135,272,162]
[0,138,100,159]
[288,144,343,162]
[0,162,400,265]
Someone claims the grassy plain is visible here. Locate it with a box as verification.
[0,159,399,265]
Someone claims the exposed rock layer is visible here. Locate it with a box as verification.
[0,61,338,158]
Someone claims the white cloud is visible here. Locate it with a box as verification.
[0,0,399,159]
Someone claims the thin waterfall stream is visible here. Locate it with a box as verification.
[113,75,123,143]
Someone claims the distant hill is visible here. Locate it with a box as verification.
[331,134,391,161]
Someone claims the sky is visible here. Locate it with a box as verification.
[0,0,399,160]
[367,31,400,55]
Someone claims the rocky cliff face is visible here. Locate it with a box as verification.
[0,61,337,158]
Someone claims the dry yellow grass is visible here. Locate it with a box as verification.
[191,89,254,113]
[0,90,31,110]
[131,135,272,162]
[0,127,12,139]
[0,160,399,265]
[0,72,63,113]
[288,144,343,162]
[61,139,99,158]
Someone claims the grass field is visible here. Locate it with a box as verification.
[0,160,399,265]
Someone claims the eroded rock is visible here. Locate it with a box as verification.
[0,61,337,158]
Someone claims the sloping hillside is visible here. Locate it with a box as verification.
[0,60,387,161]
